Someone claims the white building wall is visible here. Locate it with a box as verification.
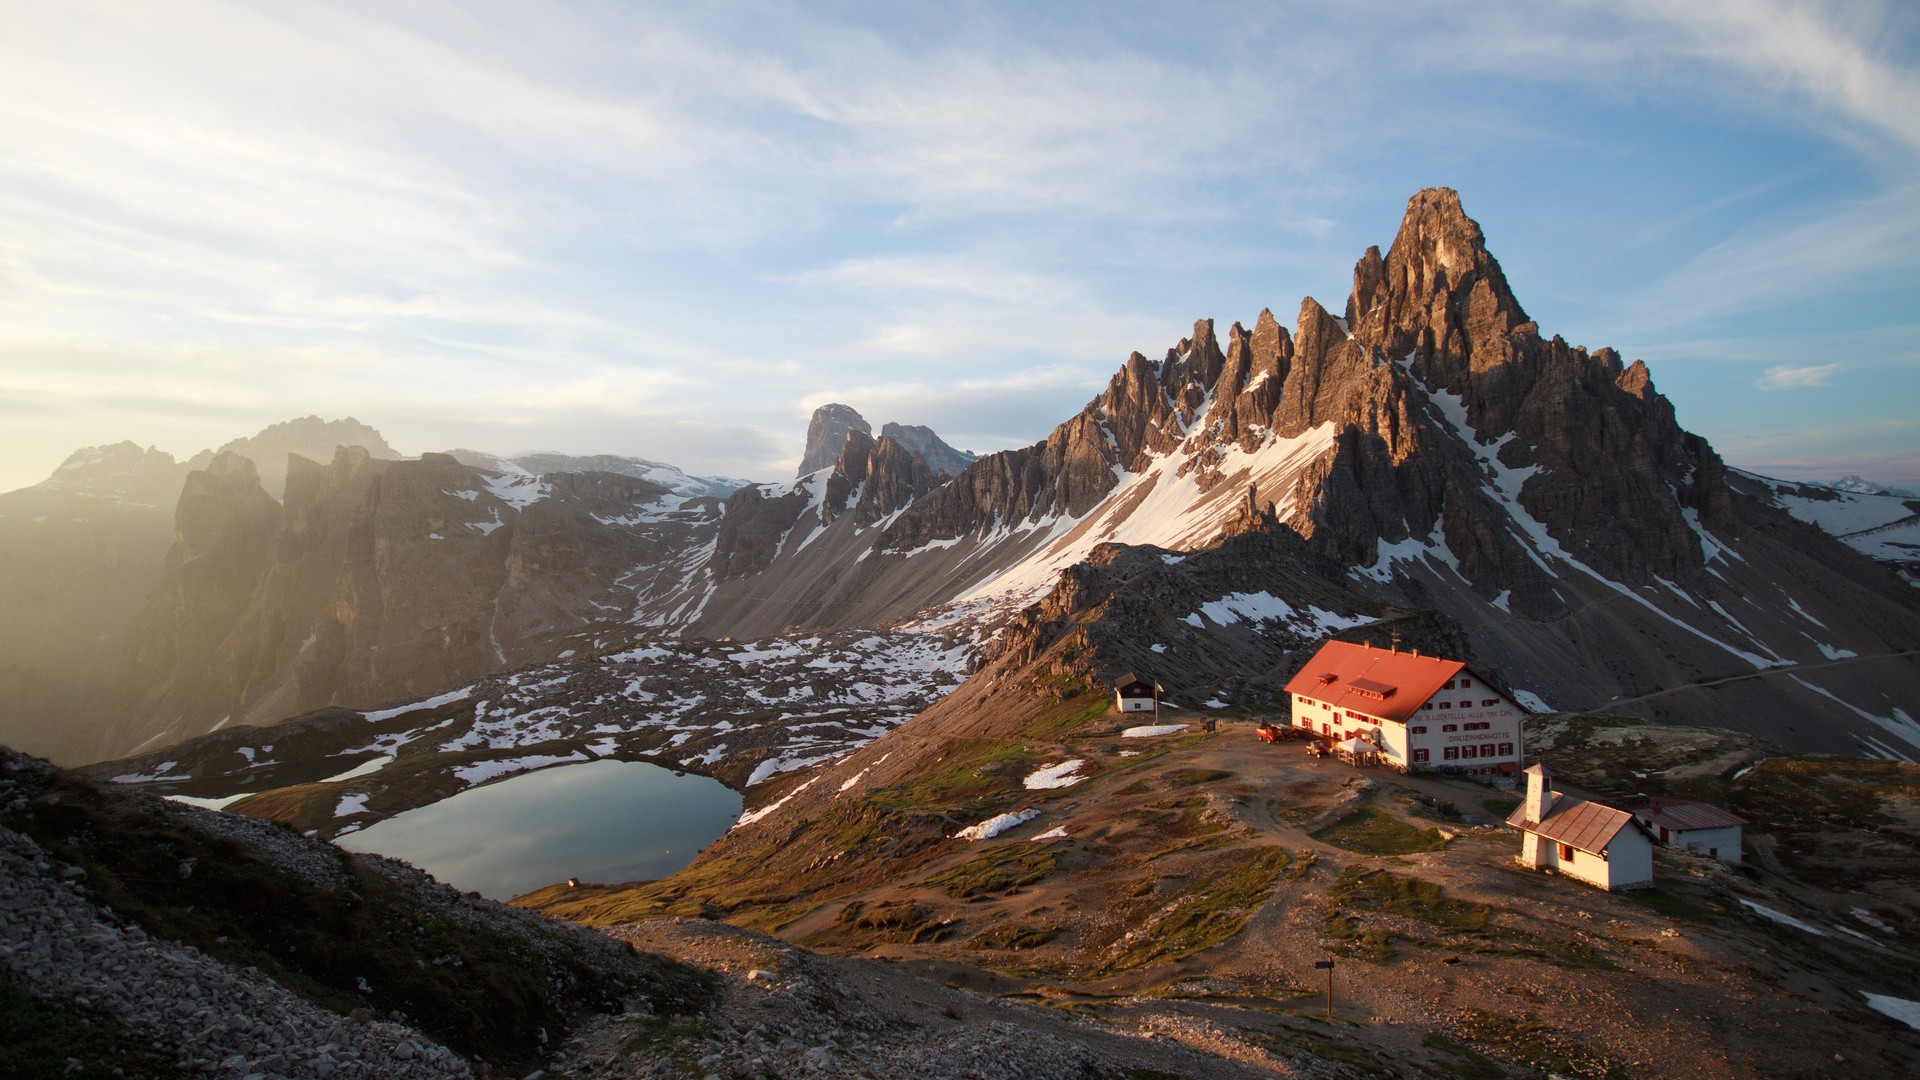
[1118,695,1155,713]
[1667,825,1743,865]
[1598,829,1654,889]
[1518,828,1654,890]
[1412,682,1523,773]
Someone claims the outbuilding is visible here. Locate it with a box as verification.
[1621,796,1746,865]
[1114,673,1156,714]
[1282,640,1527,776]
[1507,764,1654,890]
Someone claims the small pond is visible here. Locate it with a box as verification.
[335,759,741,900]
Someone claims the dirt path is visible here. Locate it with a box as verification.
[1600,647,1920,709]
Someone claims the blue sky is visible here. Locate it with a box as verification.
[2,0,1916,492]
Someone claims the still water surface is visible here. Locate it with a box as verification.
[336,759,741,900]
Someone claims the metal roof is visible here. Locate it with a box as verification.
[1627,797,1746,832]
[1508,795,1635,856]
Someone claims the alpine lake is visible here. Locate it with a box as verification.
[334,759,742,900]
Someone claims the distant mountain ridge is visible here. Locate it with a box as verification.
[440,448,747,499]
[0,418,748,764]
[1831,474,1917,498]
[13,190,1920,771]
[673,188,1920,757]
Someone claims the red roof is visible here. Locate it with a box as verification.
[1282,641,1473,725]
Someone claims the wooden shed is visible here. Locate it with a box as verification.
[1114,673,1156,713]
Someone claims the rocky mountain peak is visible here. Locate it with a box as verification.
[878,422,975,477]
[1357,186,1530,382]
[800,404,872,476]
[215,415,401,500]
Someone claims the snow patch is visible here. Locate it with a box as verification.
[484,472,549,509]
[320,755,394,784]
[1789,677,1920,755]
[1863,993,1920,1032]
[1023,760,1087,790]
[1738,898,1826,936]
[953,809,1041,841]
[165,792,256,811]
[109,761,179,784]
[734,777,819,829]
[333,794,370,818]
[1122,724,1186,738]
[1512,690,1553,713]
[452,752,588,786]
[362,686,473,722]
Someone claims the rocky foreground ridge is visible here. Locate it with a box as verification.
[4,747,1362,1078]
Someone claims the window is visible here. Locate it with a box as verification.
[1443,746,1459,760]
[1321,722,1331,734]
[1498,742,1513,756]
[1442,724,1457,732]
[1411,725,1427,734]
[1412,748,1429,762]
[1558,843,1575,861]
[1438,701,1452,709]
[1459,677,1471,688]
[1322,702,1330,710]
[1420,703,1432,711]
[1483,698,1498,707]
[1461,744,1478,759]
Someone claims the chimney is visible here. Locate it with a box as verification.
[1522,764,1555,824]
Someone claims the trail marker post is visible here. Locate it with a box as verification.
[1314,960,1335,1019]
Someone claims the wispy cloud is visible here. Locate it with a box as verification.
[1755,362,1844,390]
[0,1,1916,491]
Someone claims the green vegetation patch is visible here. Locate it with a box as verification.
[968,922,1062,951]
[1312,806,1449,855]
[525,798,954,936]
[1167,768,1235,786]
[1324,865,1489,962]
[1111,847,1292,970]
[1324,866,1607,969]
[1243,1021,1397,1072]
[1419,1032,1512,1080]
[802,900,957,948]
[1624,887,1727,925]
[1021,692,1115,739]
[4,759,716,1068]
[864,739,1038,815]
[921,842,1056,898]
[1457,1008,1632,1079]
[0,977,193,1079]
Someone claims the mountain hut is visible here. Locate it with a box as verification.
[1282,640,1526,776]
